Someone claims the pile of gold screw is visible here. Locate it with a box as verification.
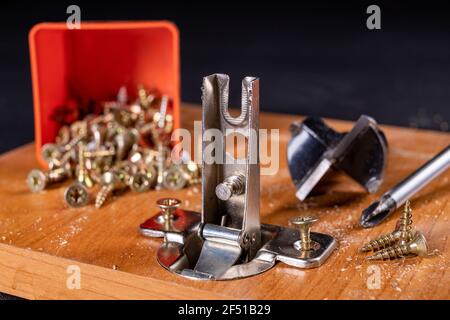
[360,201,428,261]
[26,86,201,208]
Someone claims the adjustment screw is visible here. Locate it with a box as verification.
[215,174,246,201]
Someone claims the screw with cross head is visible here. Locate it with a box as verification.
[26,166,70,193]
[95,171,127,208]
[366,231,427,261]
[64,183,89,208]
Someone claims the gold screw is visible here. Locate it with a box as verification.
[26,167,69,193]
[129,172,152,192]
[114,129,138,161]
[163,165,188,190]
[64,183,89,207]
[83,147,116,159]
[397,200,414,244]
[95,171,126,208]
[41,143,62,165]
[155,144,170,190]
[366,231,427,261]
[76,143,94,188]
[360,201,415,252]
[361,231,403,252]
[157,198,181,227]
[290,216,318,251]
[63,126,87,153]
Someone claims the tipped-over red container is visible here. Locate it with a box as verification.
[29,21,180,167]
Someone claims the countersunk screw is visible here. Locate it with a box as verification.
[27,167,69,193]
[157,198,181,223]
[77,143,94,188]
[114,128,138,161]
[63,127,87,153]
[215,174,246,201]
[129,172,152,192]
[290,215,318,251]
[185,161,201,184]
[361,231,403,252]
[64,183,89,207]
[360,201,415,252]
[367,231,427,261]
[163,165,188,190]
[41,143,62,165]
[155,144,170,190]
[95,171,126,208]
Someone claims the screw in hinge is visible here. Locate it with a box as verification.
[215,174,246,201]
[360,201,415,252]
[157,198,181,229]
[290,216,318,251]
[26,167,69,193]
[366,231,428,261]
[76,143,94,188]
[64,183,89,208]
[95,171,126,208]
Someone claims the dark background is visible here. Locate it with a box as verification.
[0,0,449,301]
[1,0,449,155]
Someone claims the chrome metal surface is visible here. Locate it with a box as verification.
[360,144,450,227]
[139,74,337,280]
[389,144,450,205]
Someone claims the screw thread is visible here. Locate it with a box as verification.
[361,232,400,252]
[47,168,68,184]
[65,134,84,152]
[95,184,114,208]
[155,144,166,189]
[367,243,410,261]
[78,144,86,172]
[398,200,413,239]
[300,228,312,251]
[58,150,73,165]
[84,149,115,158]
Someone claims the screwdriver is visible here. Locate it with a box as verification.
[360,144,450,228]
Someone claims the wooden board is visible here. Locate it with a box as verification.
[0,104,449,300]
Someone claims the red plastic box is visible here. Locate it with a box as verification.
[29,21,180,167]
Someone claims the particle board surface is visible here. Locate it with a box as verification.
[0,104,449,300]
